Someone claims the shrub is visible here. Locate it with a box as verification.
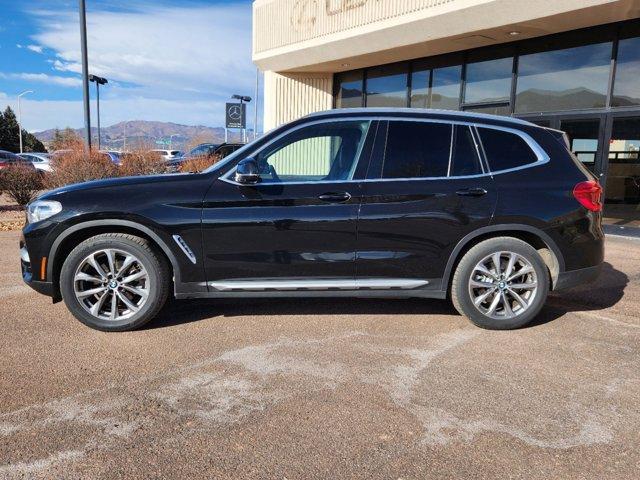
[0,165,42,206]
[180,154,221,173]
[119,149,166,176]
[44,147,118,189]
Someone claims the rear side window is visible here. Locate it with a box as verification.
[478,127,538,171]
[451,125,483,176]
[382,121,451,178]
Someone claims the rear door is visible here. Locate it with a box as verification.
[356,119,497,289]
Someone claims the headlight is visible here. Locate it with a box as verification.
[27,200,62,224]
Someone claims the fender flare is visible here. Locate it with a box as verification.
[441,223,566,292]
[47,219,181,287]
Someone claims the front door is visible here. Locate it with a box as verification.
[356,119,497,290]
[200,119,376,289]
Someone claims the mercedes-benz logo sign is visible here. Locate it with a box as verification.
[228,105,242,120]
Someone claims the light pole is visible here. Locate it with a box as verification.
[79,0,91,150]
[254,68,259,141]
[17,90,33,154]
[231,94,251,143]
[89,74,108,150]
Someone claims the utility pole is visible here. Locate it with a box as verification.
[79,0,91,151]
[17,90,33,154]
[89,74,108,150]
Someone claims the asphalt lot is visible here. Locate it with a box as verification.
[0,230,638,479]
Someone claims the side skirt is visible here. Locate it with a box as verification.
[175,278,447,300]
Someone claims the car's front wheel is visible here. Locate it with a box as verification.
[451,237,549,330]
[60,233,170,331]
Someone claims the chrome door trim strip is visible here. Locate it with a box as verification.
[207,278,429,292]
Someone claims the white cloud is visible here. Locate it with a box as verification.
[24,1,258,129]
[26,44,44,54]
[0,72,82,87]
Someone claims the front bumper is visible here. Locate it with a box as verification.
[554,264,602,291]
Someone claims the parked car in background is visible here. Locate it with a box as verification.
[150,149,182,161]
[20,109,604,331]
[167,143,243,172]
[0,150,37,171]
[100,151,122,166]
[19,153,52,173]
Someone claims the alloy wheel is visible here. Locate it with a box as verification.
[468,251,538,320]
[73,248,150,321]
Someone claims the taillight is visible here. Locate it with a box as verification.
[573,180,602,212]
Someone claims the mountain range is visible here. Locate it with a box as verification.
[34,120,248,151]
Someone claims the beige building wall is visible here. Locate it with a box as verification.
[263,72,333,131]
[255,0,640,128]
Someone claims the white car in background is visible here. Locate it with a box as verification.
[150,149,183,161]
[19,152,52,173]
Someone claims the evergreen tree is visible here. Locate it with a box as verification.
[0,106,46,152]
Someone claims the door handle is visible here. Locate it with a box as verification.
[456,187,488,197]
[319,192,352,203]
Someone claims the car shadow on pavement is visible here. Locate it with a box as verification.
[530,261,629,328]
[145,262,628,330]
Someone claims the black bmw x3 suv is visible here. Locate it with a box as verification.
[20,108,604,331]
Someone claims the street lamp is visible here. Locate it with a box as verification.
[79,0,91,150]
[231,94,252,143]
[17,90,34,154]
[89,74,108,150]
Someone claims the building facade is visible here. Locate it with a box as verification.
[253,0,640,225]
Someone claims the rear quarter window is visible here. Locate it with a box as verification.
[478,127,539,172]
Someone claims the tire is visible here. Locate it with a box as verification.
[451,237,549,330]
[60,233,170,331]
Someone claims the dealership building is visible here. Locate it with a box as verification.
[252,0,640,224]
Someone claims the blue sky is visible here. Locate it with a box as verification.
[0,0,258,132]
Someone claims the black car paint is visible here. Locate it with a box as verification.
[20,109,604,303]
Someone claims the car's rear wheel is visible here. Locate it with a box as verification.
[451,237,549,330]
[60,233,170,331]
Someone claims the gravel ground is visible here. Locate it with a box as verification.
[0,230,638,479]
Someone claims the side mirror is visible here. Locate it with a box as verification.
[235,158,260,184]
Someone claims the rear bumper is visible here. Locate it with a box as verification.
[554,264,602,291]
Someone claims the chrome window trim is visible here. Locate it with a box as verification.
[219,115,549,186]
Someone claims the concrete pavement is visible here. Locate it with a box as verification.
[0,231,638,479]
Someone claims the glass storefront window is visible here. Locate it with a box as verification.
[431,65,462,110]
[365,64,408,108]
[605,118,640,219]
[410,64,461,110]
[560,119,601,172]
[335,70,363,108]
[464,57,513,104]
[410,68,430,108]
[464,104,510,116]
[612,37,640,107]
[516,42,612,113]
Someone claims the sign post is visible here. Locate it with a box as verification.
[225,102,247,142]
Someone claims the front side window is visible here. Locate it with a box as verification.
[478,127,539,172]
[381,121,451,179]
[254,121,370,184]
